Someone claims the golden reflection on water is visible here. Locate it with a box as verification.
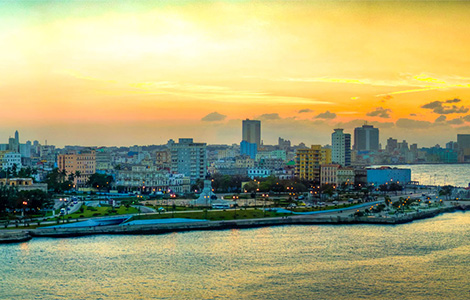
[0,213,469,300]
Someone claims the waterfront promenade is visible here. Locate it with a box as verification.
[1,199,468,244]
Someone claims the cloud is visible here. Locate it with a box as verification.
[396,118,432,129]
[434,115,446,123]
[129,81,331,105]
[463,115,470,122]
[298,109,313,113]
[457,125,470,131]
[314,111,336,119]
[421,98,469,114]
[201,112,226,122]
[259,113,281,120]
[366,107,392,118]
[282,73,470,98]
[410,113,417,116]
[447,117,465,125]
[336,119,394,129]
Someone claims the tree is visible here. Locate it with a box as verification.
[243,181,258,193]
[87,173,114,191]
[68,172,75,183]
[0,185,18,215]
[17,190,53,215]
[45,168,73,193]
[439,185,453,200]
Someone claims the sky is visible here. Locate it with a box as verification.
[1,0,470,147]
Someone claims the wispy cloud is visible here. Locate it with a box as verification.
[128,81,330,105]
[61,70,116,83]
[278,73,470,97]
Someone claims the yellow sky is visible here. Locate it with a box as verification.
[0,1,469,146]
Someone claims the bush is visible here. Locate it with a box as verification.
[92,213,101,217]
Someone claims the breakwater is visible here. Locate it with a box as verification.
[1,204,468,243]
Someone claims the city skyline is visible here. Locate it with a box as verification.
[1,1,470,147]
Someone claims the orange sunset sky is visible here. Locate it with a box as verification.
[1,0,469,147]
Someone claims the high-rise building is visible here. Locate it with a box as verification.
[398,140,409,151]
[386,138,398,153]
[295,145,332,182]
[240,140,257,160]
[278,137,291,150]
[242,119,261,146]
[354,124,379,151]
[457,134,470,149]
[331,128,351,166]
[170,138,207,183]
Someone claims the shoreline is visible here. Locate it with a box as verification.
[1,204,468,244]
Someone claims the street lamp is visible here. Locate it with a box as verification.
[22,201,28,227]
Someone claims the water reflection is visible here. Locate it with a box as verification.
[0,212,469,299]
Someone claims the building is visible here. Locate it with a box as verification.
[331,128,351,166]
[320,165,355,187]
[242,119,261,146]
[320,148,332,165]
[295,145,331,182]
[0,151,22,170]
[337,167,355,186]
[240,140,257,160]
[0,178,48,192]
[96,149,112,171]
[57,150,96,187]
[367,167,411,186]
[386,138,398,153]
[320,164,340,185]
[155,149,171,170]
[248,167,271,179]
[170,138,207,183]
[354,124,379,151]
[114,167,190,194]
[457,134,470,149]
[278,137,291,150]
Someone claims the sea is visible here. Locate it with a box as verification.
[1,212,469,299]
[372,164,470,187]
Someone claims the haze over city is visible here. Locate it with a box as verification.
[1,0,470,147]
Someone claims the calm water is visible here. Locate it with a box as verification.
[375,164,470,187]
[1,212,469,299]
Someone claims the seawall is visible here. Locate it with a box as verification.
[1,204,468,243]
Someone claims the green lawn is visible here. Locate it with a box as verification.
[129,209,291,222]
[291,202,357,212]
[56,205,139,219]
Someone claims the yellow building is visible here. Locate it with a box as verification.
[321,148,332,165]
[0,178,48,192]
[295,145,331,182]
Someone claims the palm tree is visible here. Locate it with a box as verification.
[74,171,81,186]
[68,172,75,183]
[59,169,67,183]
